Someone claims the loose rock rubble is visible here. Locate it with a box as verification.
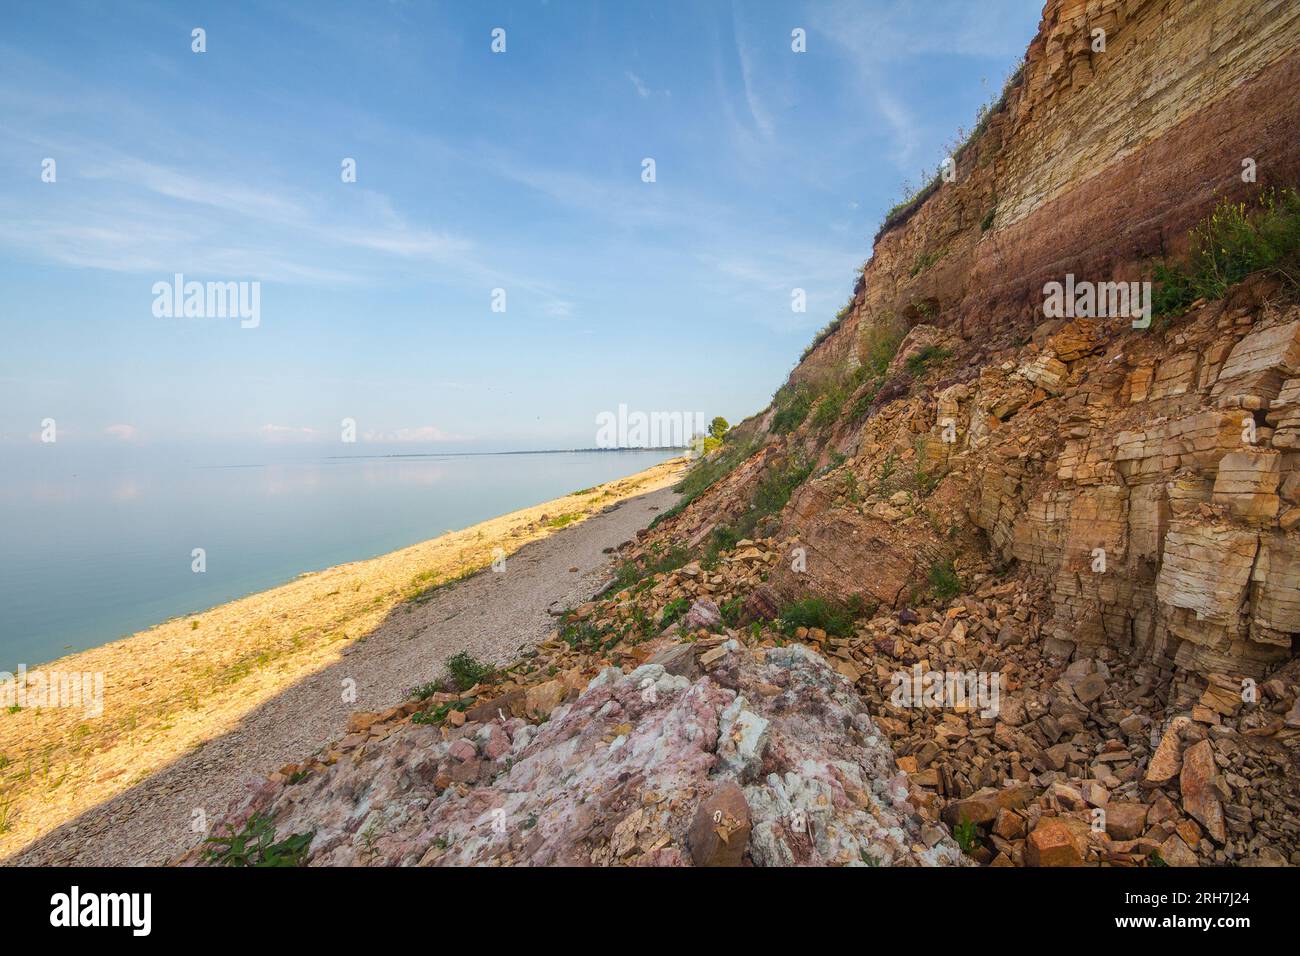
[191,521,1300,867]
[632,301,1300,866]
[845,575,1300,866]
[188,609,964,867]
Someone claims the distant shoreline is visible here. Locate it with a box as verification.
[4,448,683,666]
[320,446,691,461]
[0,456,686,863]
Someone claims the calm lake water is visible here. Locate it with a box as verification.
[0,448,676,669]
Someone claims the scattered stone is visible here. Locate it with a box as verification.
[1144,716,1192,785]
[942,786,1034,827]
[524,679,567,720]
[1025,818,1083,867]
[1180,740,1227,843]
[688,782,751,867]
[1104,803,1149,841]
[1158,833,1198,867]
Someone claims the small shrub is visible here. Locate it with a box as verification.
[910,299,938,321]
[819,450,848,476]
[647,543,690,575]
[840,469,861,504]
[545,512,583,529]
[560,620,614,652]
[980,205,997,232]
[778,597,854,638]
[928,560,961,600]
[720,596,744,627]
[909,248,944,277]
[953,819,979,854]
[660,597,691,630]
[203,813,315,867]
[610,542,690,587]
[711,524,740,553]
[413,698,471,725]
[1152,187,1300,316]
[771,386,813,434]
[702,524,740,569]
[875,452,898,496]
[1151,260,1196,317]
[904,345,950,377]
[407,680,447,701]
[811,383,846,430]
[844,593,878,618]
[846,381,881,423]
[612,559,645,591]
[752,456,813,517]
[445,651,495,691]
[912,441,940,497]
[864,322,905,377]
[628,605,651,637]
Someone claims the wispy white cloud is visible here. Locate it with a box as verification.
[104,423,138,441]
[809,0,1034,173]
[730,7,774,140]
[812,0,1035,63]
[695,238,862,334]
[259,424,319,442]
[257,423,470,443]
[625,71,650,98]
[0,100,490,286]
[361,425,469,442]
[85,157,308,224]
[868,86,923,170]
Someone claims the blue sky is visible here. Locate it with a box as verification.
[0,0,1041,455]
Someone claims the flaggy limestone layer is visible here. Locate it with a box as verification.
[699,0,1300,686]
[795,0,1300,382]
[698,297,1300,686]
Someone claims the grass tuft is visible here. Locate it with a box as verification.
[545,512,583,529]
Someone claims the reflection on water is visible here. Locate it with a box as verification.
[0,449,674,668]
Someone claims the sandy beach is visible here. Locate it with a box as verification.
[0,457,684,865]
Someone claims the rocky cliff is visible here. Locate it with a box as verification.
[191,0,1300,868]
[628,0,1300,865]
[688,0,1300,692]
